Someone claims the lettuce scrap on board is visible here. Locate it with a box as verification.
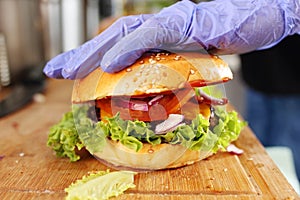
[65,170,136,200]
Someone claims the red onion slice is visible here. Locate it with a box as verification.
[116,98,148,111]
[226,144,244,155]
[155,114,185,135]
[196,89,228,105]
[148,95,164,106]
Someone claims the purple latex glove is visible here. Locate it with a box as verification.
[43,0,300,79]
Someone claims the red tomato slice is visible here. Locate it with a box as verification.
[96,87,209,122]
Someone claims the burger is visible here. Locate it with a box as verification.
[47,51,245,171]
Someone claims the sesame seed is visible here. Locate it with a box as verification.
[174,55,181,61]
[149,58,156,64]
[148,149,154,154]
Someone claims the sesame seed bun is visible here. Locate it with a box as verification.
[72,52,232,102]
[71,51,233,171]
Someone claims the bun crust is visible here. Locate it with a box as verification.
[72,52,232,102]
[93,138,213,171]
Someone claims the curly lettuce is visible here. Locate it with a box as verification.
[47,105,246,162]
[46,107,85,162]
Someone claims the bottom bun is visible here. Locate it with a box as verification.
[93,138,214,171]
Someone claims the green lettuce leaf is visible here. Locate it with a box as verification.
[47,104,246,162]
[47,107,86,162]
[65,170,136,200]
[212,109,246,152]
[100,113,161,152]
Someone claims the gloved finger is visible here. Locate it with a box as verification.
[43,49,77,78]
[100,22,180,73]
[44,14,153,79]
[101,1,203,73]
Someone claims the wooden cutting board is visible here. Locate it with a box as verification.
[0,79,298,199]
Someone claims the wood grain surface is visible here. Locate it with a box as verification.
[0,79,298,200]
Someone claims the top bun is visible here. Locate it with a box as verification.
[72,52,232,103]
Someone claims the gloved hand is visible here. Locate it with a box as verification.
[43,0,300,79]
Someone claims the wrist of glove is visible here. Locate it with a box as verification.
[43,0,300,79]
[193,0,300,54]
